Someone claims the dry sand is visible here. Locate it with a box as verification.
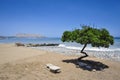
[0,44,120,80]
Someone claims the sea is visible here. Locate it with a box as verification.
[0,37,120,61]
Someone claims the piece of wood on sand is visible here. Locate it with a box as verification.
[46,63,61,73]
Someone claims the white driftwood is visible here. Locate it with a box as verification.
[46,64,61,73]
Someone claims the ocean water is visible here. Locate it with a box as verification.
[0,37,120,51]
[0,37,61,44]
[0,37,120,61]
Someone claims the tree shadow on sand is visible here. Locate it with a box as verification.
[62,59,109,71]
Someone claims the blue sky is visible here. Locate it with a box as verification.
[0,0,120,37]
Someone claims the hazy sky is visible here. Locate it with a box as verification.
[0,0,120,37]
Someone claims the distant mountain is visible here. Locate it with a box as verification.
[0,36,6,39]
[16,33,45,38]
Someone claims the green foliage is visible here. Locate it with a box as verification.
[61,25,114,48]
[61,31,72,42]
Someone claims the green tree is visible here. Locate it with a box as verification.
[61,25,114,60]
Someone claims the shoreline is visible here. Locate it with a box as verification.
[32,46,120,62]
[1,43,120,62]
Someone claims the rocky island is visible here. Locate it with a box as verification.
[16,33,45,38]
[0,36,6,39]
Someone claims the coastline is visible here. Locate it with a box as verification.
[32,46,120,62]
[0,43,120,80]
[0,37,120,62]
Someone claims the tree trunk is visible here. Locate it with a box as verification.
[78,43,88,60]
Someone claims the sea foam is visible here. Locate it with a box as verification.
[58,44,120,52]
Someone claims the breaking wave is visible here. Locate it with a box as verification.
[58,44,120,52]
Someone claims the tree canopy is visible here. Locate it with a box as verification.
[61,25,114,60]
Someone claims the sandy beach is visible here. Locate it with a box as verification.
[0,44,120,80]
